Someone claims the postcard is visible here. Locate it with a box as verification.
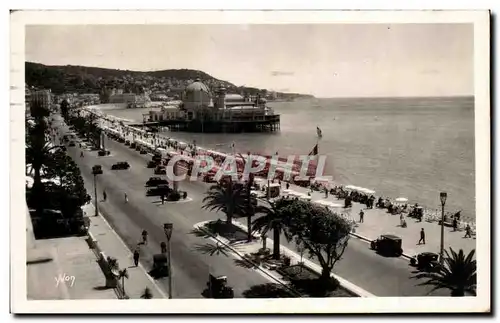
[11,10,490,314]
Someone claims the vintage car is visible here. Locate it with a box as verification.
[206,274,234,299]
[147,160,158,168]
[92,165,103,175]
[68,141,76,147]
[152,154,162,163]
[145,177,169,187]
[146,184,172,197]
[130,142,137,148]
[111,161,130,170]
[410,252,441,272]
[140,149,148,155]
[370,234,403,257]
[152,253,169,277]
[154,165,167,175]
[135,146,142,151]
[98,149,111,156]
[125,140,131,146]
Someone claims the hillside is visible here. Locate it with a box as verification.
[25,62,314,100]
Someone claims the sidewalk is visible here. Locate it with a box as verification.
[279,183,476,258]
[82,204,167,299]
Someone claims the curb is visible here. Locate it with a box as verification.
[193,221,303,298]
[230,220,375,297]
[349,231,414,260]
[199,220,375,297]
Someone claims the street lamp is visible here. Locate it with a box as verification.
[163,223,174,299]
[439,192,447,264]
[92,165,103,217]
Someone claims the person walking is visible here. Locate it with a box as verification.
[453,218,458,232]
[160,242,167,254]
[133,249,140,267]
[103,190,107,202]
[142,230,148,245]
[80,151,84,158]
[464,224,472,238]
[161,194,165,205]
[359,209,364,223]
[124,193,128,203]
[418,228,426,245]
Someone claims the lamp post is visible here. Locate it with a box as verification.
[439,192,447,264]
[163,223,173,299]
[92,165,103,217]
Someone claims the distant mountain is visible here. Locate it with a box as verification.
[25,62,314,100]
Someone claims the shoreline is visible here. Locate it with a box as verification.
[87,105,475,226]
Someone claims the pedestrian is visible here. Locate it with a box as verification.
[418,228,426,245]
[161,194,165,205]
[133,249,140,267]
[124,193,128,203]
[103,190,107,202]
[453,218,458,231]
[80,151,84,158]
[464,224,472,238]
[324,188,328,198]
[161,242,167,254]
[359,209,364,223]
[286,182,290,190]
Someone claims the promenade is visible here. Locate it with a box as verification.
[280,184,476,258]
[26,207,116,300]
[73,111,456,296]
[82,204,166,299]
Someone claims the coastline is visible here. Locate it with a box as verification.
[88,105,476,228]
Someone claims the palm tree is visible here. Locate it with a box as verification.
[202,178,248,224]
[118,268,129,298]
[252,198,293,260]
[413,248,476,296]
[141,287,153,299]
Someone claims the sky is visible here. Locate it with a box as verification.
[25,24,473,98]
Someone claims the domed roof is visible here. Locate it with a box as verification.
[185,78,210,93]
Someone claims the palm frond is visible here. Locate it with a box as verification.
[193,242,232,257]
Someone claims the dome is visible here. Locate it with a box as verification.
[183,79,212,109]
[185,79,210,94]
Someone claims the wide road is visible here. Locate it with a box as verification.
[58,115,447,297]
[54,116,275,299]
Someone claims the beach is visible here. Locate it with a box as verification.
[95,96,475,221]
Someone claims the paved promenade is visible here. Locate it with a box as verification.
[82,204,166,299]
[280,183,476,258]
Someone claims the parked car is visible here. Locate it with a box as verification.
[154,166,167,175]
[140,149,147,155]
[147,160,158,168]
[92,165,103,175]
[207,274,234,299]
[68,141,76,147]
[145,177,169,187]
[125,140,131,146]
[98,149,111,156]
[111,161,130,170]
[152,253,169,277]
[370,234,403,257]
[130,142,136,148]
[146,184,172,197]
[410,252,440,272]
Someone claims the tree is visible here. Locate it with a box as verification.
[118,268,129,297]
[252,198,295,260]
[413,248,476,297]
[282,200,353,288]
[202,179,248,224]
[141,287,153,299]
[25,113,64,217]
[43,149,91,209]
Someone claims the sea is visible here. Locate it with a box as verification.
[96,96,476,221]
